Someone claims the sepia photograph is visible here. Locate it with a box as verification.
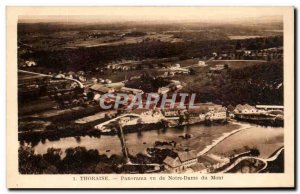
[6,6,294,188]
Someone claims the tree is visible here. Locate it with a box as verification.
[43,148,62,166]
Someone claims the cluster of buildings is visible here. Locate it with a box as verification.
[45,71,89,83]
[158,80,183,94]
[105,57,186,73]
[163,150,228,173]
[233,104,284,114]
[93,102,228,133]
[162,103,227,123]
[106,60,142,71]
[232,104,284,125]
[211,47,283,61]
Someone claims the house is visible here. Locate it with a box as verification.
[163,156,182,173]
[198,155,221,172]
[162,109,179,117]
[118,116,142,126]
[55,74,65,79]
[210,107,227,120]
[163,150,198,173]
[174,64,181,68]
[90,84,115,94]
[187,106,209,118]
[122,66,130,71]
[234,104,258,114]
[198,61,207,67]
[190,103,227,121]
[98,78,105,83]
[105,82,125,89]
[189,163,208,173]
[244,50,252,56]
[255,105,284,111]
[79,76,87,82]
[106,64,116,69]
[91,77,98,84]
[25,60,37,67]
[220,53,228,58]
[130,109,164,124]
[177,150,198,168]
[167,80,183,91]
[105,79,112,84]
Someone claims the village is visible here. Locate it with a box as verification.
[17,18,285,174]
[18,50,284,174]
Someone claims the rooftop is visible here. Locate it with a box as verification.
[198,155,219,165]
[163,156,182,168]
[256,105,284,109]
[189,163,207,172]
[90,84,114,93]
[177,150,197,162]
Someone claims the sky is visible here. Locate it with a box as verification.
[18,7,283,24]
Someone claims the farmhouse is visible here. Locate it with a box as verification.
[198,155,221,172]
[90,84,115,94]
[234,104,258,114]
[163,150,198,173]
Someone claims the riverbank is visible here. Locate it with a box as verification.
[207,124,284,159]
[28,122,240,158]
[217,147,284,173]
[198,121,252,156]
[18,120,284,174]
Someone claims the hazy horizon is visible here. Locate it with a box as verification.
[18,7,283,25]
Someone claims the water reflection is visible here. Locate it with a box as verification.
[29,123,283,159]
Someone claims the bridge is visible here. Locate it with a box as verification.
[95,113,161,168]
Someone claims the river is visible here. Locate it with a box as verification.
[29,122,283,159]
[208,123,284,159]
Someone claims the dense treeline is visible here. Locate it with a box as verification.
[19,146,124,174]
[19,146,166,174]
[19,36,283,72]
[184,62,283,106]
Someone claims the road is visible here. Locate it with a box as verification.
[218,147,284,173]
[18,69,84,88]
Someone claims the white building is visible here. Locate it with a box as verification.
[163,150,198,173]
[256,105,284,111]
[120,87,144,95]
[198,61,207,67]
[234,104,258,114]
[25,60,37,67]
